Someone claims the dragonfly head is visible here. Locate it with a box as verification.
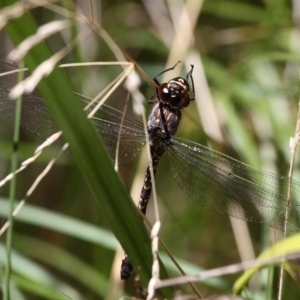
[156,77,191,109]
[150,63,195,109]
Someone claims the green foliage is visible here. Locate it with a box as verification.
[0,0,300,299]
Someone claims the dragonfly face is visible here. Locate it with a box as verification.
[156,77,191,109]
[151,64,195,109]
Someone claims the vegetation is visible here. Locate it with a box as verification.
[0,0,300,299]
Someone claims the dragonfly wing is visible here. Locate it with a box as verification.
[0,60,146,163]
[167,137,300,232]
[78,95,146,164]
[0,60,67,149]
[90,117,145,164]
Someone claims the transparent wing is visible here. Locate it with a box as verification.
[79,95,146,163]
[0,59,146,163]
[167,137,300,232]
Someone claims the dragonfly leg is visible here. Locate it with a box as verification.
[153,61,181,86]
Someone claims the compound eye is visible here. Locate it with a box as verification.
[163,87,169,94]
[170,94,190,108]
[157,83,171,103]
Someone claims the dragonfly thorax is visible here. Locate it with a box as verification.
[147,103,181,138]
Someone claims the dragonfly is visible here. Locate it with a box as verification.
[1,59,300,279]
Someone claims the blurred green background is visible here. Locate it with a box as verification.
[1,0,300,299]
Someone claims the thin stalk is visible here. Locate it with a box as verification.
[3,61,24,300]
[277,90,300,299]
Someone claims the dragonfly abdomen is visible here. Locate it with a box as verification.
[138,148,165,215]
